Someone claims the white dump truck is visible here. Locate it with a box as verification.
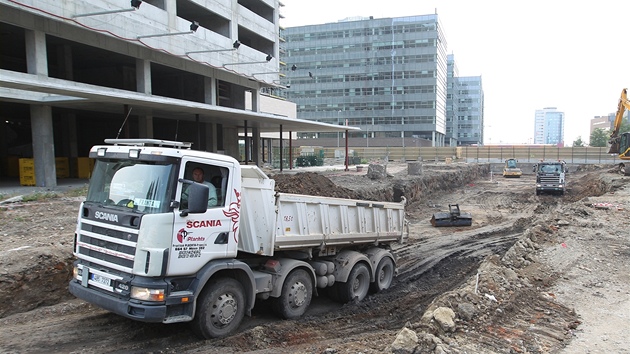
[69,139,406,338]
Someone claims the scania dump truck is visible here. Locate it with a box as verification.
[69,139,406,339]
[533,160,567,195]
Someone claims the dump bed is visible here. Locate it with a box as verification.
[238,166,406,256]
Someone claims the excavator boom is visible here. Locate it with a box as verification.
[608,88,630,154]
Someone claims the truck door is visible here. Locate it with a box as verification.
[168,158,237,276]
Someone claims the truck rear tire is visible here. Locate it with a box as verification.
[191,278,245,339]
[272,269,313,319]
[336,262,370,303]
[369,257,394,293]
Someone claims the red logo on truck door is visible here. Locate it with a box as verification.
[223,189,241,243]
[176,228,206,243]
[176,228,188,243]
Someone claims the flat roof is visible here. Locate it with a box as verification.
[0,69,357,133]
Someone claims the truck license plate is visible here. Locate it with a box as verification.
[91,273,111,286]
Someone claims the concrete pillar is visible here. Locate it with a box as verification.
[138,116,154,138]
[60,113,79,176]
[165,0,177,27]
[206,122,216,152]
[26,29,56,188]
[252,127,260,166]
[251,89,260,112]
[203,77,218,151]
[25,30,47,75]
[136,59,151,94]
[136,59,153,138]
[204,77,217,105]
[223,126,239,160]
[31,106,56,187]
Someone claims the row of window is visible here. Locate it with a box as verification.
[286,70,437,85]
[299,101,436,112]
[281,55,437,72]
[286,39,437,56]
[284,22,437,42]
[288,85,437,99]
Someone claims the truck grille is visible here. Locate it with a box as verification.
[77,218,138,273]
[539,176,561,184]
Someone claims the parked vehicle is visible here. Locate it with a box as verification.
[502,158,522,178]
[69,139,406,338]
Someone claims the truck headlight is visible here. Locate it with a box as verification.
[73,266,81,280]
[131,286,165,301]
[558,184,563,188]
[536,184,541,187]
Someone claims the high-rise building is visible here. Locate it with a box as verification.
[454,75,484,146]
[534,107,565,145]
[282,14,459,147]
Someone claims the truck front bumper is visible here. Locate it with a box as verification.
[69,281,167,322]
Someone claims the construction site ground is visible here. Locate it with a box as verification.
[0,162,628,353]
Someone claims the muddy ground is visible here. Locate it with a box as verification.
[0,162,629,353]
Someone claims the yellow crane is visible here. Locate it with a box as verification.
[608,88,630,174]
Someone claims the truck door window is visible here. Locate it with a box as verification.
[180,162,229,209]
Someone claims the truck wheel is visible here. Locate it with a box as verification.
[369,257,394,293]
[337,262,370,303]
[191,278,245,339]
[272,269,313,319]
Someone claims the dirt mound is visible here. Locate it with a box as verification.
[270,172,359,199]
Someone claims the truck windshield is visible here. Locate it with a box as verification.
[540,165,560,173]
[86,159,176,214]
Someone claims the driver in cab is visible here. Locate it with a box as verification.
[181,167,218,208]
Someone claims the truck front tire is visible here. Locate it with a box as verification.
[191,278,245,339]
[272,269,313,319]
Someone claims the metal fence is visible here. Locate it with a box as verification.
[303,146,620,164]
[265,146,620,169]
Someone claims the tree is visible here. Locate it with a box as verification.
[572,136,585,147]
[589,128,608,147]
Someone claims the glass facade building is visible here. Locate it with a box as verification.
[454,76,484,145]
[281,15,453,146]
[534,107,565,145]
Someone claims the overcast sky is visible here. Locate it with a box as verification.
[280,0,629,145]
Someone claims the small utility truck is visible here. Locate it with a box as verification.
[69,139,406,338]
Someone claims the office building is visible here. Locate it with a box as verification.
[446,54,483,146]
[534,107,565,145]
[282,14,457,147]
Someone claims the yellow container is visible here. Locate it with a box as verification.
[18,158,36,186]
[55,157,70,178]
[76,157,93,179]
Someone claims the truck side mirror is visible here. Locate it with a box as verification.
[179,179,209,216]
[532,164,537,172]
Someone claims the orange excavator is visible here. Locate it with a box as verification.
[608,88,630,175]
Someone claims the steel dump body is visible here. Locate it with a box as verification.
[238,166,406,256]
